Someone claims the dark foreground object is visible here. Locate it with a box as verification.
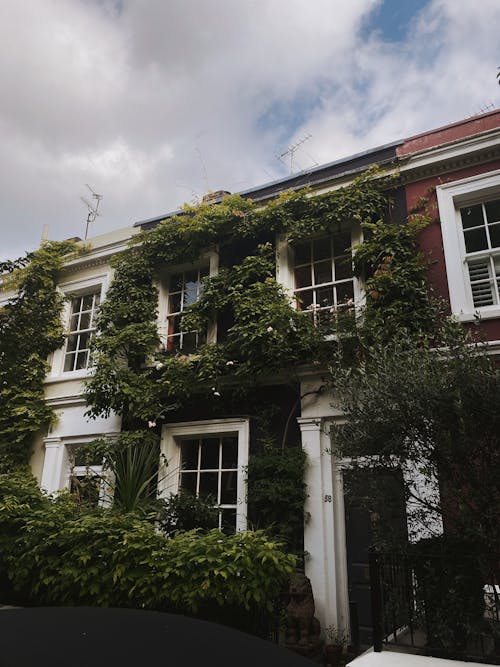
[0,606,316,667]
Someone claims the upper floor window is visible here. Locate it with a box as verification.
[293,232,354,323]
[437,169,500,321]
[166,267,209,353]
[63,291,100,372]
[460,199,500,308]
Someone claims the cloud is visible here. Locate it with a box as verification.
[0,0,498,260]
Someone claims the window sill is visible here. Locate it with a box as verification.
[456,306,500,323]
[45,369,92,384]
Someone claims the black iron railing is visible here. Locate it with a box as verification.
[370,549,500,664]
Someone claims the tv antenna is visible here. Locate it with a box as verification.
[277,133,313,175]
[81,185,103,239]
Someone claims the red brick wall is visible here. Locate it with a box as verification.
[404,160,500,341]
[397,109,500,157]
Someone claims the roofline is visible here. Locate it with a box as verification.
[133,138,403,230]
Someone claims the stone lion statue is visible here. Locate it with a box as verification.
[286,572,321,647]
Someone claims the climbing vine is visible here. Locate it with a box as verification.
[0,240,79,471]
[85,170,389,425]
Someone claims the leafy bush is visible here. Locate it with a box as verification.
[0,471,295,632]
[157,491,220,535]
[247,445,307,555]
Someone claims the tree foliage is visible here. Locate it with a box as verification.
[330,323,500,554]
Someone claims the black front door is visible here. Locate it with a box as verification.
[343,469,408,651]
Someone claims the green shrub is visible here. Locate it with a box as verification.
[0,471,295,632]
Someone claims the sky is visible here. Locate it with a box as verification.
[1,0,499,261]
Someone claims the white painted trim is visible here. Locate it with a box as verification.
[400,127,500,173]
[437,168,500,320]
[159,418,249,532]
[47,275,109,379]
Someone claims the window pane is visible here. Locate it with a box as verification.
[313,237,331,261]
[77,332,91,351]
[294,242,311,265]
[200,438,220,469]
[485,199,500,224]
[199,472,218,498]
[464,227,488,252]
[69,313,80,332]
[221,437,238,468]
[461,204,484,230]
[488,222,500,249]
[336,281,354,305]
[79,312,91,331]
[64,353,76,372]
[71,296,83,313]
[180,472,197,494]
[220,471,237,504]
[294,265,312,288]
[170,274,184,291]
[66,333,78,353]
[317,286,334,308]
[296,289,313,310]
[81,294,94,311]
[75,350,89,370]
[181,440,199,470]
[181,332,198,353]
[184,287,198,307]
[335,255,353,280]
[168,292,182,314]
[314,260,332,285]
[333,231,352,255]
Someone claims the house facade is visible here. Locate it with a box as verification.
[3,109,500,645]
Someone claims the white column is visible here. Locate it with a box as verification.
[299,417,338,633]
[40,437,66,493]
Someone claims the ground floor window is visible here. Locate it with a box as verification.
[160,419,249,532]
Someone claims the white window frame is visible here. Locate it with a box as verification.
[157,251,218,350]
[41,433,113,507]
[159,418,249,532]
[49,275,108,379]
[437,169,500,322]
[276,224,363,311]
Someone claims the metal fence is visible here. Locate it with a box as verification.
[370,550,500,664]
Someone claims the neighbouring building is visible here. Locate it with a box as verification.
[2,108,500,648]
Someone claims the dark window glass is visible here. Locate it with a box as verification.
[336,281,355,304]
[221,437,238,468]
[488,222,500,249]
[485,199,500,224]
[313,237,331,261]
[199,472,218,498]
[464,227,488,252]
[461,204,484,230]
[181,440,199,470]
[200,438,220,469]
[294,242,311,265]
[294,265,312,288]
[180,472,197,494]
[335,256,353,280]
[314,261,332,285]
[221,471,237,504]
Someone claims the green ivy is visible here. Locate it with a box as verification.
[0,240,79,471]
[85,171,389,425]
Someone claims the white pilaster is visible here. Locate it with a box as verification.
[299,417,338,633]
[40,437,66,493]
